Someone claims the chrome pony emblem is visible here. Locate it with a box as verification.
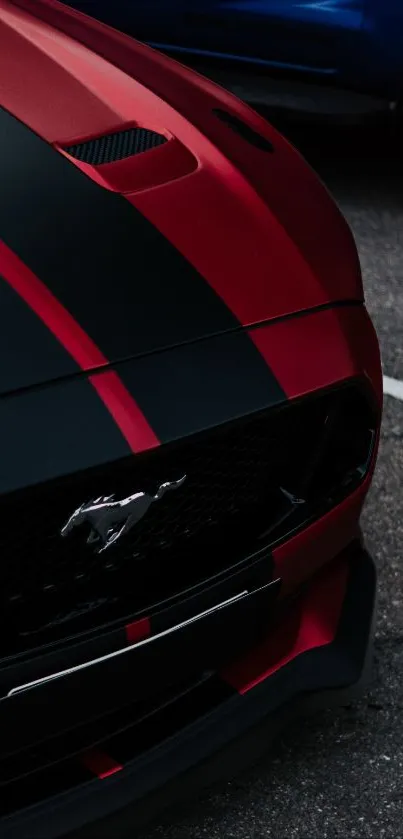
[61,475,186,553]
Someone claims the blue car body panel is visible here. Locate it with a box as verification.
[64,0,403,99]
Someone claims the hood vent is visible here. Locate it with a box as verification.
[64,127,167,166]
[213,109,274,153]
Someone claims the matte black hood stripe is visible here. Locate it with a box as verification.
[0,375,131,495]
[114,331,286,443]
[0,272,78,395]
[0,242,159,453]
[0,107,286,451]
[0,107,239,362]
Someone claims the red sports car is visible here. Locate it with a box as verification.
[0,1,382,836]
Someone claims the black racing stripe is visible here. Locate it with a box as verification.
[111,330,286,442]
[0,376,130,495]
[0,277,79,395]
[0,107,239,362]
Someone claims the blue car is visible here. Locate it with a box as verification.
[62,1,403,103]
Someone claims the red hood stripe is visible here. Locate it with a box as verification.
[0,241,106,370]
[0,240,159,452]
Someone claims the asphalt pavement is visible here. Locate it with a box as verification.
[139,116,403,838]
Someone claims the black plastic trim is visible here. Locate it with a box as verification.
[1,545,376,839]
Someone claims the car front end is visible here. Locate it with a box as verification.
[0,1,382,836]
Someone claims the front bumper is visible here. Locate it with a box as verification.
[2,541,376,839]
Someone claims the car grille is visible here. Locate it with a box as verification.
[0,671,230,818]
[0,382,376,657]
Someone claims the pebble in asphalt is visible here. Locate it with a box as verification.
[140,115,403,839]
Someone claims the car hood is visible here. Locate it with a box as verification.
[0,0,363,398]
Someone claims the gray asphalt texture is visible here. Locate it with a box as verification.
[138,116,403,838]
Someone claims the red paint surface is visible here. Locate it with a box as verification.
[89,371,159,453]
[273,486,364,593]
[250,305,382,405]
[248,303,380,592]
[0,241,159,453]
[7,0,365,330]
[59,135,198,194]
[125,616,151,644]
[0,241,106,370]
[222,557,348,694]
[81,748,123,780]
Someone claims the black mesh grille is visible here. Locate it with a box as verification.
[0,384,375,657]
[64,128,167,165]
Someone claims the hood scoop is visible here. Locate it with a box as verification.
[64,126,167,166]
[59,124,197,194]
[213,109,274,153]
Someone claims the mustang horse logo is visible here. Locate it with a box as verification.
[61,475,187,553]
